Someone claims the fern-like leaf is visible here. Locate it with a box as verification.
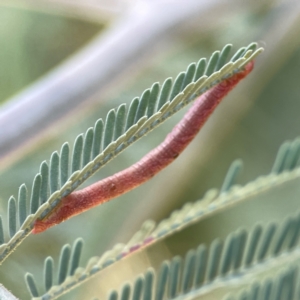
[0,43,262,264]
[25,238,83,299]
[24,135,300,299]
[223,264,300,300]
[102,213,300,300]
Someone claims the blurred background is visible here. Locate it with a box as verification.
[0,0,300,299]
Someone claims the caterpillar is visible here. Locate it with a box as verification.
[33,61,254,234]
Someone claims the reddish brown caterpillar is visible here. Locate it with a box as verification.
[33,61,254,234]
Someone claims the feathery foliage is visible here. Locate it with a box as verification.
[100,211,300,300]
[24,134,300,300]
[223,264,300,300]
[0,43,262,265]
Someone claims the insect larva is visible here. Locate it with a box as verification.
[33,61,254,234]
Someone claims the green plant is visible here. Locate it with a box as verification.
[1,44,278,299]
[0,0,300,300]
[0,22,300,300]
[0,36,294,298]
[0,29,299,296]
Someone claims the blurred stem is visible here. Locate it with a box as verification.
[0,0,231,163]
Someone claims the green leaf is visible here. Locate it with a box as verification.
[8,197,16,238]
